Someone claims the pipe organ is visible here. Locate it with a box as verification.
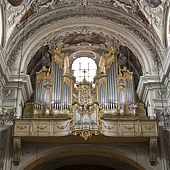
[23,45,149,139]
[13,45,158,165]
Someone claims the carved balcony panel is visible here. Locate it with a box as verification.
[101,119,158,139]
[13,118,70,137]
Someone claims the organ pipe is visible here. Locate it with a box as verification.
[33,45,135,121]
[107,62,117,109]
[63,82,71,110]
[52,62,62,110]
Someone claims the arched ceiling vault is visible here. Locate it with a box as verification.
[5,1,166,75]
[19,19,150,73]
[7,19,152,74]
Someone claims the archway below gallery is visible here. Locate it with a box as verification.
[15,144,152,170]
[31,154,140,170]
[54,164,118,170]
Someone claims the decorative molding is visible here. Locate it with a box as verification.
[20,142,149,161]
[155,108,170,126]
[143,5,163,28]
[22,25,145,75]
[6,5,163,71]
[2,89,15,98]
[13,137,21,165]
[14,118,158,139]
[72,130,99,140]
[5,0,33,26]
[155,89,167,99]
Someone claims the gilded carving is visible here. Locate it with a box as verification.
[15,123,29,132]
[63,73,74,88]
[102,122,117,130]
[142,123,155,131]
[35,123,49,130]
[36,66,51,84]
[72,130,99,140]
[117,66,133,84]
[74,105,98,117]
[123,124,135,131]
[98,79,106,89]
[54,121,69,130]
[56,44,62,54]
[49,44,66,69]
[100,44,120,70]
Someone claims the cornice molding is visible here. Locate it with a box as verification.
[137,75,160,101]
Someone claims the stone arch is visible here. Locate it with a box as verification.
[14,144,154,170]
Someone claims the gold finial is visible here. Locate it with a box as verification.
[42,66,46,71]
[123,66,127,72]
[108,44,115,55]
[119,65,122,76]
[56,44,62,53]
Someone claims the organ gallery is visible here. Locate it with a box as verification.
[13,45,158,165]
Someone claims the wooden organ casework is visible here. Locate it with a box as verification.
[13,45,158,164]
[22,44,152,137]
[33,46,73,116]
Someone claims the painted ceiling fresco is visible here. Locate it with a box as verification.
[63,33,106,45]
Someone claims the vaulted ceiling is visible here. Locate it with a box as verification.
[3,0,169,88]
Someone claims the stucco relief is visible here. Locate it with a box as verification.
[5,0,166,29]
[2,89,15,98]
[6,11,158,72]
[143,4,163,28]
[4,0,167,49]
[156,89,167,99]
[4,0,33,41]
[155,108,170,126]
[22,26,145,76]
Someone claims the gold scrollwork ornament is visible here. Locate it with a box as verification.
[72,130,99,140]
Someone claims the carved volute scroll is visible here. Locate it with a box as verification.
[13,137,21,165]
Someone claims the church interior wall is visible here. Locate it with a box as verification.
[0,0,170,170]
